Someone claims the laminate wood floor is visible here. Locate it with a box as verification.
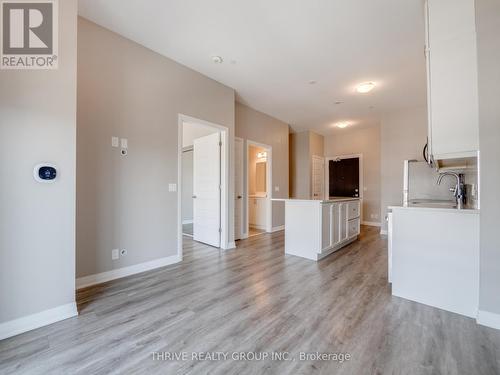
[1,226,499,375]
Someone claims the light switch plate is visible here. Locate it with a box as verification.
[121,138,128,149]
[275,186,280,192]
[112,249,119,260]
[111,137,119,148]
[168,183,177,192]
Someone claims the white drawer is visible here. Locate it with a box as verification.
[348,218,360,238]
[347,201,360,220]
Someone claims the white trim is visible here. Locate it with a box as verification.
[380,229,388,235]
[76,255,180,289]
[325,153,364,220]
[182,219,193,225]
[223,242,237,250]
[246,140,273,235]
[0,302,78,341]
[362,221,381,227]
[178,114,231,255]
[271,225,285,233]
[477,310,500,330]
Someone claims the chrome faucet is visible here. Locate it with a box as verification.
[437,172,464,209]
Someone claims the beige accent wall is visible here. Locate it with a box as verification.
[309,131,325,159]
[476,0,500,316]
[0,0,78,324]
[289,131,325,199]
[380,107,428,231]
[289,132,310,199]
[77,18,235,278]
[235,102,289,228]
[324,125,381,224]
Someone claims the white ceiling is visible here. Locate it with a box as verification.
[78,0,427,135]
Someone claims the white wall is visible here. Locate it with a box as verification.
[0,0,78,332]
[380,107,428,231]
[183,122,218,148]
[476,0,500,319]
[77,18,235,279]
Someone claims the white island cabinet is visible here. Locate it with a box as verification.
[277,198,360,261]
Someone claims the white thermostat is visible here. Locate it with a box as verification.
[34,163,58,183]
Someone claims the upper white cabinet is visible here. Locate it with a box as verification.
[425,0,479,160]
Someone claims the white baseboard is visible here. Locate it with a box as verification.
[250,224,266,230]
[362,221,381,227]
[270,225,285,233]
[477,310,500,330]
[0,302,78,341]
[76,254,181,289]
[182,219,193,224]
[380,229,388,235]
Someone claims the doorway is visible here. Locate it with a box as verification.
[246,140,272,237]
[325,153,363,216]
[178,115,230,258]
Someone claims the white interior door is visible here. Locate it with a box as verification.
[234,138,244,240]
[312,155,325,200]
[193,132,221,247]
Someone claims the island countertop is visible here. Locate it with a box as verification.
[272,197,360,204]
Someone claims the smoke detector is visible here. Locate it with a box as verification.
[212,56,224,64]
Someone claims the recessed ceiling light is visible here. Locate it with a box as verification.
[336,121,350,129]
[212,56,224,64]
[356,82,376,93]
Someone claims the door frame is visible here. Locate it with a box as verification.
[246,140,273,234]
[325,153,363,219]
[234,137,245,240]
[178,114,230,260]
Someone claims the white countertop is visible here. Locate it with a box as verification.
[272,197,360,203]
[389,204,479,214]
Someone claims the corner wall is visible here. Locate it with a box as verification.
[235,102,289,229]
[0,0,78,336]
[476,0,500,323]
[76,18,235,279]
[380,107,428,232]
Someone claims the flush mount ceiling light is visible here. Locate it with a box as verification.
[356,82,376,93]
[212,56,224,64]
[336,121,350,129]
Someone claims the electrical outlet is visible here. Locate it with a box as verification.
[275,186,279,192]
[112,249,119,260]
[120,249,128,257]
[121,138,128,149]
[168,183,177,192]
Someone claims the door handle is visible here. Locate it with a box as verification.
[192,195,197,199]
[237,196,242,199]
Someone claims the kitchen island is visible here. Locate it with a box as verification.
[273,198,361,261]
